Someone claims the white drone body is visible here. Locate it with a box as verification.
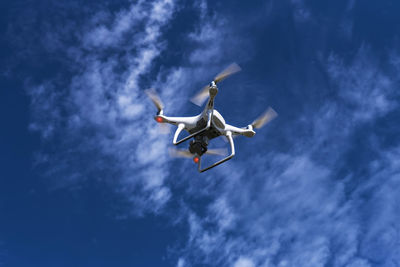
[146,63,277,173]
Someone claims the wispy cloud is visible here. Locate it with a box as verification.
[234,257,255,267]
[24,0,400,266]
[29,0,178,213]
[327,46,397,122]
[354,146,400,264]
[27,0,235,216]
[177,44,400,266]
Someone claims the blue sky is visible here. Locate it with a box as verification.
[1,0,400,266]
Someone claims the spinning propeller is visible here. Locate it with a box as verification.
[145,88,164,114]
[191,63,242,106]
[145,88,170,134]
[251,107,278,129]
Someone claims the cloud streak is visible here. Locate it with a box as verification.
[27,0,238,217]
[29,0,178,213]
[177,40,400,267]
[23,0,400,266]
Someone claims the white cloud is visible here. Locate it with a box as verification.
[28,0,237,216]
[176,258,186,267]
[83,1,147,48]
[26,0,400,266]
[327,46,397,121]
[178,46,400,266]
[183,154,359,266]
[234,257,255,267]
[208,196,236,231]
[354,146,400,264]
[27,0,169,212]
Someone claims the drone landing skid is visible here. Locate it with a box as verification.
[197,131,235,173]
[173,116,235,172]
[171,112,236,172]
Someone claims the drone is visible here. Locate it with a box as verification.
[145,63,277,173]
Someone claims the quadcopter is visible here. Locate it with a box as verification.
[145,63,277,173]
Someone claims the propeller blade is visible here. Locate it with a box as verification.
[214,63,241,84]
[190,63,241,107]
[168,148,193,158]
[190,84,210,106]
[251,107,278,129]
[206,148,228,156]
[145,88,164,112]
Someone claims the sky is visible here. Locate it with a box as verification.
[1,0,400,266]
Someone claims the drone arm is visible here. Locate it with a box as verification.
[224,123,256,137]
[198,131,235,173]
[157,115,199,126]
[204,95,215,114]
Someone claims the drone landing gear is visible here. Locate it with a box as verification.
[172,112,236,173]
[197,131,235,173]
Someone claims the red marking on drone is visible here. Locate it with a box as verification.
[156,117,163,123]
[193,157,200,164]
